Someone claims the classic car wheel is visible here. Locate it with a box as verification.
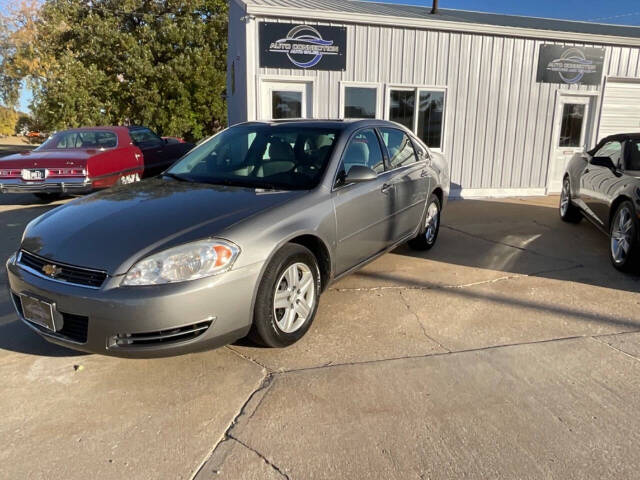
[609,201,639,272]
[408,194,441,251]
[559,177,582,223]
[250,243,321,347]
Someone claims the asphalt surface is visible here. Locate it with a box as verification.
[1,191,639,480]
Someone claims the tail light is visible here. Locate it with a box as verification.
[47,168,87,178]
[0,169,21,179]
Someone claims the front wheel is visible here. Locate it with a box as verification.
[559,177,582,223]
[609,201,639,272]
[408,194,441,251]
[249,243,321,347]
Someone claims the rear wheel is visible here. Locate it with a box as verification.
[559,177,582,223]
[249,244,321,347]
[609,201,639,272]
[408,194,441,251]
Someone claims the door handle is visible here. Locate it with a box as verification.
[381,183,393,194]
[584,168,590,174]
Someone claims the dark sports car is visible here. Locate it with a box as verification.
[560,133,640,272]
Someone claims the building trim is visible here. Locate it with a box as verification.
[245,5,640,47]
[338,81,383,120]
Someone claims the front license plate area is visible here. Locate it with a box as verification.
[20,295,56,331]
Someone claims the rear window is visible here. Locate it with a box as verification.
[39,131,118,150]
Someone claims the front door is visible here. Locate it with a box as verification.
[260,81,312,120]
[548,95,592,193]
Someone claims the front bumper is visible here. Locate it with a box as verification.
[0,178,92,194]
[6,255,263,357]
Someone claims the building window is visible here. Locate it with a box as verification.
[558,103,585,147]
[388,87,446,150]
[272,91,302,119]
[344,87,377,119]
[417,91,444,149]
[389,90,415,130]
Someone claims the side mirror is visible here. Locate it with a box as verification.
[345,165,377,183]
[591,156,616,170]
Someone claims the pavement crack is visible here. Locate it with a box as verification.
[226,345,272,372]
[590,335,640,363]
[227,435,292,480]
[398,289,450,352]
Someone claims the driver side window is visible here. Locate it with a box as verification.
[594,141,622,167]
[335,129,384,187]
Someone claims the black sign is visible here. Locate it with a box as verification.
[259,22,346,71]
[537,45,605,86]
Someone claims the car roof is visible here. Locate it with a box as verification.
[237,119,405,130]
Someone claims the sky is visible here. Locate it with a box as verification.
[5,0,640,112]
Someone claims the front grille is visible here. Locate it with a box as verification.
[59,313,89,343]
[19,250,107,288]
[114,320,212,347]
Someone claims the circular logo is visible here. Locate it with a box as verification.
[275,25,335,69]
[555,48,594,84]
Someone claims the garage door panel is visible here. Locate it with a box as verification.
[598,79,640,140]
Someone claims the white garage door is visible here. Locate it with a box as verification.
[598,78,640,141]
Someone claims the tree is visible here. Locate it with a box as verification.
[0,0,228,141]
[0,106,19,135]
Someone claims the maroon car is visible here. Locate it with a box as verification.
[0,126,194,200]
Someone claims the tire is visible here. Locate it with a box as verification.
[408,194,441,251]
[249,243,322,348]
[34,193,62,202]
[559,177,582,223]
[609,200,640,272]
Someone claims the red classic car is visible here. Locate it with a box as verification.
[0,126,194,199]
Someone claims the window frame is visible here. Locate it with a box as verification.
[339,82,382,120]
[384,84,447,153]
[332,126,387,191]
[378,127,421,172]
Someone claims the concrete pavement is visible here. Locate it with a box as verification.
[1,193,639,479]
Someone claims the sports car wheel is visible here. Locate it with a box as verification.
[609,201,639,272]
[559,177,582,223]
[249,243,321,347]
[408,194,441,251]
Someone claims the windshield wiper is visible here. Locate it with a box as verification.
[163,172,192,182]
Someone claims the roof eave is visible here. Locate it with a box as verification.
[245,4,640,47]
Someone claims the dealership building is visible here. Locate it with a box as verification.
[227,0,640,197]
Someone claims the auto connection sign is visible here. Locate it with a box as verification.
[536,45,605,86]
[259,22,346,71]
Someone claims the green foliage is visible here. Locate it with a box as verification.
[1,0,228,141]
[0,106,19,136]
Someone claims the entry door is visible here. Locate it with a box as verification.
[547,95,592,193]
[260,81,312,120]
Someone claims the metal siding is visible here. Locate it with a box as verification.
[598,79,640,140]
[245,15,640,190]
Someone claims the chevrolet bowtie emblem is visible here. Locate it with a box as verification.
[42,264,62,278]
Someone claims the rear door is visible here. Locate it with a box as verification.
[378,127,429,241]
[332,128,394,274]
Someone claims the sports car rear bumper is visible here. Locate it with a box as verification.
[0,178,92,194]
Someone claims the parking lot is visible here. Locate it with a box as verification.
[1,191,639,479]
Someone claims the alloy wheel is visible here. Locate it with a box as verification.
[611,206,634,264]
[273,262,315,333]
[560,180,570,217]
[425,202,440,244]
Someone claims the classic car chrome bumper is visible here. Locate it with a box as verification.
[0,177,92,194]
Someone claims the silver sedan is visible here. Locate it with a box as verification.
[6,119,449,357]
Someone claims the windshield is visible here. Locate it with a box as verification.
[167,125,340,190]
[38,130,118,150]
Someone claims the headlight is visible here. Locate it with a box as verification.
[122,239,240,286]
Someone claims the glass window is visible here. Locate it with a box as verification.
[628,141,640,171]
[38,130,117,150]
[558,104,585,147]
[168,125,338,190]
[272,91,302,119]
[417,91,444,149]
[594,141,623,167]
[380,128,418,169]
[389,90,415,130]
[335,129,384,186]
[344,87,377,119]
[129,128,163,146]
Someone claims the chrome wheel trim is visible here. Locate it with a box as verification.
[425,202,440,244]
[273,262,315,334]
[611,207,634,264]
[560,180,570,216]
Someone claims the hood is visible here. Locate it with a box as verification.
[1,149,95,169]
[22,178,304,275]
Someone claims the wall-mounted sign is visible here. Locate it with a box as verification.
[537,45,605,86]
[259,22,346,71]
